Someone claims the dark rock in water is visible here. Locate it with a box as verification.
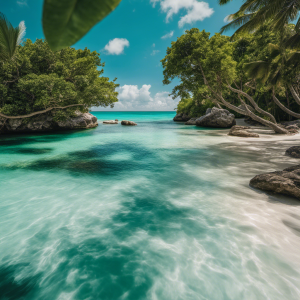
[173,113,191,122]
[103,120,118,124]
[0,112,98,134]
[185,118,197,125]
[228,125,259,138]
[196,107,236,128]
[250,165,300,199]
[121,120,137,126]
[286,146,300,158]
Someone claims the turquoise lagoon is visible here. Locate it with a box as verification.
[1,111,300,300]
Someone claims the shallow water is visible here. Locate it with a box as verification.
[1,111,300,300]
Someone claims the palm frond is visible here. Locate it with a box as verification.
[220,13,255,34]
[0,12,26,61]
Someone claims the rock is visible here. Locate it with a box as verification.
[173,113,191,122]
[121,120,137,126]
[286,146,300,158]
[281,120,300,128]
[185,118,197,125]
[285,125,299,134]
[56,112,97,130]
[115,119,118,121]
[244,116,265,127]
[0,112,98,134]
[228,125,259,138]
[103,120,118,124]
[238,104,255,113]
[250,165,300,199]
[205,108,212,114]
[196,107,236,128]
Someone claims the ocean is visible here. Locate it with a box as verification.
[0,111,300,300]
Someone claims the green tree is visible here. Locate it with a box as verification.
[0,39,118,120]
[220,0,300,48]
[162,28,288,133]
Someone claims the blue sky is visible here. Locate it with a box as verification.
[2,0,241,111]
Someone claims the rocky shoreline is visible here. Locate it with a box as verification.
[0,112,98,134]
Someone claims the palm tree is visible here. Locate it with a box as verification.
[220,0,300,47]
[0,12,26,62]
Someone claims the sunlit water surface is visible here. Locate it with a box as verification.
[1,111,300,300]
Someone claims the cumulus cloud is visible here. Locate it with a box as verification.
[94,85,179,111]
[161,30,174,39]
[151,0,214,27]
[104,38,129,55]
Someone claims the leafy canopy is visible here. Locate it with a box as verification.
[0,39,118,117]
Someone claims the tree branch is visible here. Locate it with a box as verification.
[0,104,85,119]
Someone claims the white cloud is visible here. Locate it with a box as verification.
[152,43,156,47]
[223,15,230,23]
[94,85,179,111]
[151,50,160,56]
[161,30,174,39]
[104,38,129,55]
[151,0,214,27]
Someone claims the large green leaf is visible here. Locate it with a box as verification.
[43,0,122,51]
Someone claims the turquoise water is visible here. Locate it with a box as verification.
[1,111,300,300]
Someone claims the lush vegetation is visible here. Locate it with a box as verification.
[162,22,300,133]
[0,38,118,120]
[43,0,122,51]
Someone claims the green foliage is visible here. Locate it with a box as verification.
[0,39,119,116]
[162,26,300,121]
[220,0,300,48]
[176,97,214,117]
[43,0,122,51]
[0,12,26,61]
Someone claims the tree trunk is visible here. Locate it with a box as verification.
[197,63,288,134]
[0,104,84,119]
[288,84,300,106]
[227,84,277,123]
[272,90,300,119]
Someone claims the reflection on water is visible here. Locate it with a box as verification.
[0,112,300,300]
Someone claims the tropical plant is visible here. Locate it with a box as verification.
[0,39,119,120]
[0,12,26,62]
[162,28,289,133]
[42,0,122,51]
[219,0,300,48]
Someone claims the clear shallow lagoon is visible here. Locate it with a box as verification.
[1,111,300,300]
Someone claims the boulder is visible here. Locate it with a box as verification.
[238,104,255,113]
[103,120,118,124]
[56,112,97,130]
[196,107,236,128]
[250,165,300,199]
[185,118,197,125]
[244,116,265,127]
[173,113,191,122]
[121,120,137,126]
[286,146,300,158]
[0,112,98,134]
[228,125,259,138]
[281,120,300,128]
